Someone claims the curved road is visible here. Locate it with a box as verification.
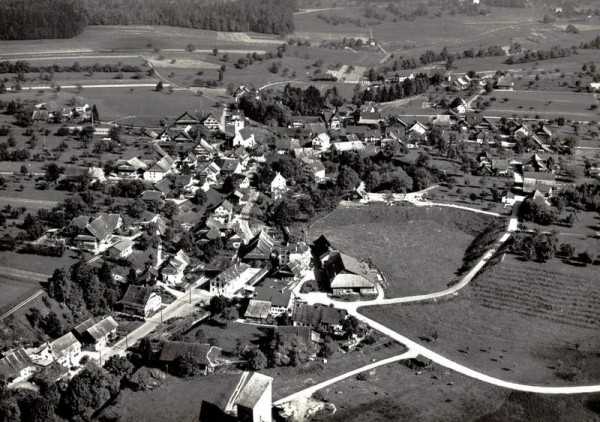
[284,199,600,398]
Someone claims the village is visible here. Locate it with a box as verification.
[0,0,599,420]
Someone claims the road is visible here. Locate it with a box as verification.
[285,198,600,396]
[273,349,418,405]
[6,83,171,91]
[102,287,213,359]
[0,197,60,209]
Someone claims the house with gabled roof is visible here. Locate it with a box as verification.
[121,285,162,317]
[235,372,273,422]
[321,250,377,295]
[48,332,82,367]
[173,111,200,126]
[158,341,217,374]
[233,127,256,148]
[292,304,348,333]
[219,158,243,175]
[161,249,191,285]
[202,111,223,131]
[270,172,287,199]
[0,348,35,384]
[254,286,294,317]
[74,213,121,254]
[407,121,428,136]
[210,262,260,296]
[73,316,118,351]
[244,299,272,323]
[239,231,277,266]
[312,133,331,153]
[213,200,235,223]
[144,155,175,182]
[108,238,135,259]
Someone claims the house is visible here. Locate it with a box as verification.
[161,249,191,285]
[73,316,119,351]
[254,286,294,317]
[239,231,277,266]
[235,372,273,422]
[491,159,511,176]
[0,348,35,384]
[32,110,50,122]
[244,299,272,323]
[324,112,341,130]
[522,172,556,195]
[523,153,550,172]
[407,121,428,136]
[292,304,347,333]
[140,190,164,202]
[158,341,216,374]
[321,251,377,295]
[209,262,260,296]
[88,167,105,183]
[202,112,223,131]
[121,285,162,317]
[144,155,175,182]
[233,127,256,149]
[357,111,381,126]
[173,111,200,127]
[303,159,326,181]
[213,200,235,223]
[496,76,514,90]
[312,133,331,152]
[108,238,134,259]
[270,172,287,199]
[219,158,243,175]
[74,213,121,254]
[332,141,365,153]
[49,333,82,367]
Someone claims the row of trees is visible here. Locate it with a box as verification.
[505,46,574,65]
[0,60,142,75]
[355,73,442,105]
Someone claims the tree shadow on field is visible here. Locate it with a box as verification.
[199,401,235,422]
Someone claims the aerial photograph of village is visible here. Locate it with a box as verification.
[0,0,599,420]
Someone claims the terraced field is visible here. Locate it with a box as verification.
[472,257,600,329]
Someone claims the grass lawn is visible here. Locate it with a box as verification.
[362,254,600,386]
[0,250,79,275]
[265,337,405,401]
[183,320,267,353]
[0,275,41,314]
[100,371,241,422]
[487,90,600,121]
[309,203,502,298]
[326,359,600,422]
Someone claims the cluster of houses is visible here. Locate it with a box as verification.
[32,100,91,123]
[0,316,118,385]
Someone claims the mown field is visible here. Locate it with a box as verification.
[487,90,600,121]
[363,254,600,386]
[309,203,502,298]
[325,359,600,422]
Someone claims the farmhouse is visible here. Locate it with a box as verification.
[121,285,162,317]
[321,251,377,295]
[496,76,514,90]
[48,333,82,367]
[144,155,175,182]
[270,172,287,199]
[235,372,274,422]
[210,262,258,296]
[254,286,294,317]
[238,231,277,266]
[73,316,119,351]
[202,112,223,131]
[244,299,272,323]
[233,127,256,148]
[0,348,35,384]
[292,304,348,333]
[108,238,134,259]
[522,172,556,195]
[158,341,216,374]
[161,249,191,285]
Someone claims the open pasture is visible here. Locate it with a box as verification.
[487,89,599,121]
[309,203,500,298]
[363,254,600,386]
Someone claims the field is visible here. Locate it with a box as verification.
[487,90,600,121]
[362,255,600,386]
[0,275,40,315]
[309,203,502,298]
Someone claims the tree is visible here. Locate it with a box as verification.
[193,189,207,206]
[578,251,593,264]
[558,243,574,259]
[208,295,230,315]
[173,353,204,377]
[45,163,61,182]
[271,199,298,227]
[415,152,431,168]
[212,47,219,56]
[247,349,267,370]
[61,365,119,420]
[42,311,63,338]
[104,355,134,382]
[20,164,28,175]
[342,316,362,337]
[336,166,360,191]
[222,176,235,193]
[91,104,99,123]
[155,80,164,92]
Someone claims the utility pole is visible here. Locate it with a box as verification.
[189,287,192,304]
[160,307,163,324]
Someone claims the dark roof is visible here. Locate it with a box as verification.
[239,231,276,261]
[121,285,153,307]
[82,316,118,342]
[0,348,33,380]
[255,286,292,308]
[158,341,212,365]
[244,300,271,320]
[327,252,375,284]
[292,304,347,327]
[86,214,119,241]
